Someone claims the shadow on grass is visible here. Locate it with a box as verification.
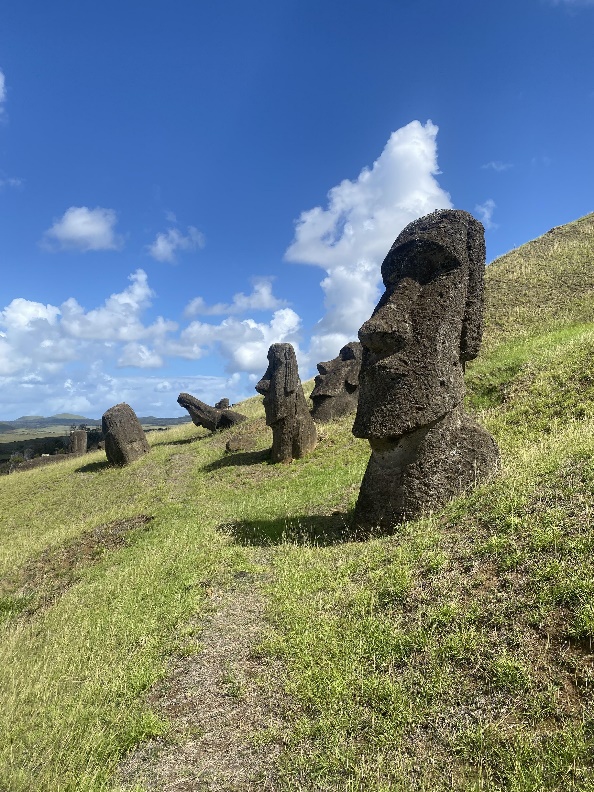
[218,511,360,546]
[203,448,271,471]
[75,459,111,473]
[151,435,204,448]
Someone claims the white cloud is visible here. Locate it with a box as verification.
[42,206,124,252]
[147,225,205,263]
[284,120,452,362]
[170,307,302,374]
[118,343,163,369]
[0,176,22,189]
[475,198,497,230]
[184,277,287,317]
[481,161,513,172]
[0,69,6,114]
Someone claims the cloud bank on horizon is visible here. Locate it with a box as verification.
[1,120,457,419]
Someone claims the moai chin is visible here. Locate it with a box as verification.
[352,209,499,531]
[255,343,317,463]
[102,403,150,466]
[311,341,363,423]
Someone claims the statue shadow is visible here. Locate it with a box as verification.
[152,435,203,448]
[218,511,358,547]
[75,459,111,473]
[203,448,271,471]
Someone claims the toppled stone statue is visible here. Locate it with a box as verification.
[255,343,317,463]
[310,341,363,422]
[352,209,499,530]
[69,429,87,456]
[214,398,230,410]
[102,403,150,466]
[177,393,246,432]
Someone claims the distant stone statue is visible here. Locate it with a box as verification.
[177,393,246,432]
[214,398,230,410]
[69,429,87,456]
[310,341,363,422]
[255,343,317,463]
[352,209,499,530]
[102,403,150,466]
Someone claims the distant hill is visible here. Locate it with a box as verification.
[0,414,191,435]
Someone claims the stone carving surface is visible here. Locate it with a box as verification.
[311,341,363,422]
[352,209,499,530]
[102,403,150,466]
[177,393,246,432]
[215,398,230,410]
[69,429,87,456]
[255,343,317,463]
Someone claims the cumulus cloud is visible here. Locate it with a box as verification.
[284,120,452,362]
[475,199,497,230]
[117,343,163,369]
[481,161,513,172]
[168,307,302,374]
[184,277,287,317]
[147,225,205,263]
[42,206,124,252]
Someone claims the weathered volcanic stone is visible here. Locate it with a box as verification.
[352,209,499,530]
[215,398,230,410]
[69,429,87,455]
[102,403,150,466]
[311,341,363,422]
[177,393,246,432]
[255,343,317,463]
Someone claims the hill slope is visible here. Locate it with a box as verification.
[1,216,594,791]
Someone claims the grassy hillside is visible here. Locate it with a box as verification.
[1,215,594,791]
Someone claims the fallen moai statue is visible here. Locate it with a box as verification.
[102,403,150,466]
[352,209,499,531]
[311,341,363,422]
[177,393,246,432]
[255,343,317,463]
[214,398,230,410]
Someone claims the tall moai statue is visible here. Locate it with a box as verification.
[352,209,499,531]
[256,343,317,463]
[69,429,87,456]
[102,403,150,466]
[310,341,363,422]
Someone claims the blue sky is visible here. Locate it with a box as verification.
[0,0,593,419]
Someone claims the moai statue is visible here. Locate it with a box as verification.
[310,341,363,422]
[69,429,87,456]
[177,393,246,432]
[352,209,499,531]
[214,398,230,410]
[102,403,150,466]
[255,343,317,463]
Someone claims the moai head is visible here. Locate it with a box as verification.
[352,209,486,441]
[311,341,363,422]
[255,343,299,425]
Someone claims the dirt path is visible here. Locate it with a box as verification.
[118,553,288,791]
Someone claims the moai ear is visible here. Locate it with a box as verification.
[284,348,297,394]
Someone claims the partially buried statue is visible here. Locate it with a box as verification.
[352,209,499,531]
[310,341,362,422]
[102,403,150,466]
[177,393,246,432]
[256,343,317,463]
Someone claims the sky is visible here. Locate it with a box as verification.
[0,0,593,420]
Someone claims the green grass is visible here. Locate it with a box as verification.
[1,215,594,790]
